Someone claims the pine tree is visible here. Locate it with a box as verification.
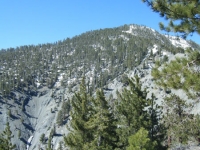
[147,93,162,143]
[46,134,53,150]
[64,78,93,150]
[50,125,56,138]
[40,133,45,144]
[62,100,71,116]
[115,77,151,149]
[142,0,200,38]
[0,122,16,150]
[84,90,119,149]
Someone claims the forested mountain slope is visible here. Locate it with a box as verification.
[2,24,199,96]
[0,24,199,150]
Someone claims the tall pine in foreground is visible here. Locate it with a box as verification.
[115,77,159,149]
[85,90,119,150]
[0,122,16,150]
[64,78,93,150]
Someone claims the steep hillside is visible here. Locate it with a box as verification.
[0,24,199,149]
[1,24,195,97]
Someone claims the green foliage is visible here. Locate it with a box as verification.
[161,94,198,147]
[142,0,200,38]
[147,93,162,142]
[116,77,151,148]
[62,100,71,115]
[154,60,161,67]
[84,90,119,149]
[46,127,56,150]
[189,114,200,144]
[56,100,71,126]
[0,122,16,150]
[50,126,56,138]
[64,78,93,150]
[40,133,45,144]
[162,55,168,63]
[152,51,200,99]
[64,78,119,149]
[127,127,157,150]
[46,134,53,150]
[115,77,164,149]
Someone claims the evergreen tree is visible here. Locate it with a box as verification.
[0,122,16,150]
[40,133,45,144]
[62,100,71,116]
[64,78,93,150]
[161,94,194,148]
[50,125,56,138]
[46,134,53,150]
[147,93,162,143]
[115,77,151,149]
[162,55,168,63]
[142,0,200,38]
[84,90,119,149]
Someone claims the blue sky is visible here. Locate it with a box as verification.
[0,0,199,49]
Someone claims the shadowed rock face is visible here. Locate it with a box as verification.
[0,86,72,149]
